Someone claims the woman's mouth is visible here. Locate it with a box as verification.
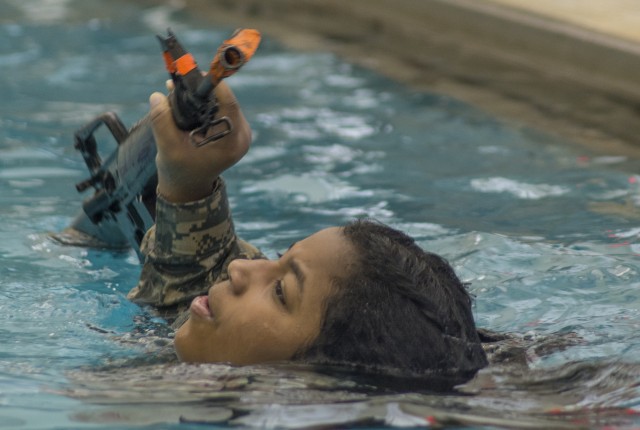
[190,295,214,320]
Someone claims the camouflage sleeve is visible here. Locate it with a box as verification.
[127,178,263,320]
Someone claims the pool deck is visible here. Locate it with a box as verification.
[176,0,640,156]
[487,0,640,43]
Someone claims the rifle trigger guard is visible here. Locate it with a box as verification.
[189,116,233,147]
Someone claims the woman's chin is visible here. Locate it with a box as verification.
[174,319,198,362]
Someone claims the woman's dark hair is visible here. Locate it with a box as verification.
[298,219,487,380]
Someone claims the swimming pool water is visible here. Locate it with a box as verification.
[1,1,640,428]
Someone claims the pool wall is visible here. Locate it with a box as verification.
[160,0,640,156]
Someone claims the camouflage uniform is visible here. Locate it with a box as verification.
[127,178,263,328]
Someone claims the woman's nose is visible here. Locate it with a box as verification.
[227,258,275,295]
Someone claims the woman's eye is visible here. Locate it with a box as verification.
[274,280,286,305]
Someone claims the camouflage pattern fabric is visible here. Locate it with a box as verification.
[127,178,264,327]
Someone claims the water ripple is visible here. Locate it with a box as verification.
[470,177,571,199]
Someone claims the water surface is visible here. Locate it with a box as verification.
[1,1,640,429]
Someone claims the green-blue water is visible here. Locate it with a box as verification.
[1,1,639,429]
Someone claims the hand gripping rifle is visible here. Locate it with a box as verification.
[54,29,261,260]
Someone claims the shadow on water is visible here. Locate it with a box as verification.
[2,1,640,429]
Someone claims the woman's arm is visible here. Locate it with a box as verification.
[127,82,261,320]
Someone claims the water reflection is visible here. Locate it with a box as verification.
[62,355,640,428]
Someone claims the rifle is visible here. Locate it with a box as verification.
[53,29,261,261]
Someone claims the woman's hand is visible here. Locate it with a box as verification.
[149,81,251,203]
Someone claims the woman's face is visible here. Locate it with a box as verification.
[174,227,353,365]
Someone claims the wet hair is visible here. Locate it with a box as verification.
[297,219,487,380]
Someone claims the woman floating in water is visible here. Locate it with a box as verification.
[125,81,487,382]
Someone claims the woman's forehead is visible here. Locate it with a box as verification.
[298,227,348,257]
